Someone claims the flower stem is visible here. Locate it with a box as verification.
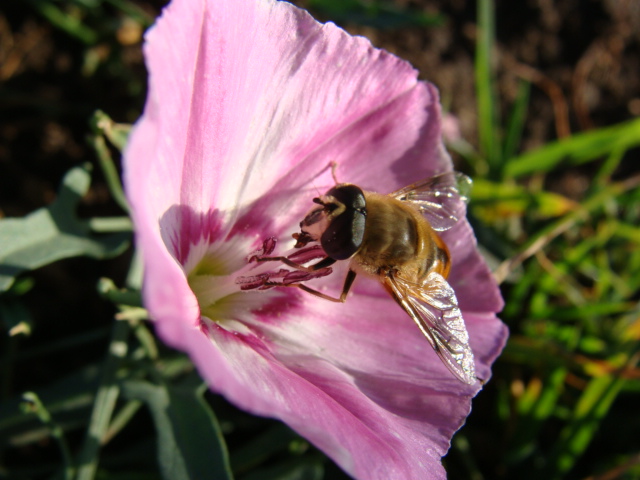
[21,392,74,480]
[89,111,130,213]
[75,318,130,480]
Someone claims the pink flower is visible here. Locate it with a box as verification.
[123,0,507,478]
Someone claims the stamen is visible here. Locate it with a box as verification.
[236,241,333,291]
[247,237,278,263]
[236,269,288,290]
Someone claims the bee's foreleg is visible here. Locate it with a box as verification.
[256,255,336,272]
[266,269,357,303]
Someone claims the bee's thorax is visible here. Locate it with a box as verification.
[352,192,450,281]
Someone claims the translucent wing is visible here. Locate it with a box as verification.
[391,172,472,232]
[385,270,476,384]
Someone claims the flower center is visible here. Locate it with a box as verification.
[184,237,261,323]
[183,235,333,327]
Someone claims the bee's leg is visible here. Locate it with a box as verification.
[256,255,336,273]
[268,269,357,303]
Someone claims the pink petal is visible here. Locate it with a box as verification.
[172,291,454,480]
[157,267,505,480]
[123,0,507,478]
[128,0,449,239]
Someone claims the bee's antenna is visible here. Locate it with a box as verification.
[310,182,322,197]
[330,161,340,184]
[310,162,339,196]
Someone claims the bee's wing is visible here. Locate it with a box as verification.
[391,172,472,232]
[385,270,476,384]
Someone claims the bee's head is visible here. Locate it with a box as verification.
[296,184,367,260]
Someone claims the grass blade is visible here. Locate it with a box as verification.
[503,80,530,163]
[548,372,627,479]
[505,117,640,178]
[475,0,501,177]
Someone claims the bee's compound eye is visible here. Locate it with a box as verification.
[321,185,366,260]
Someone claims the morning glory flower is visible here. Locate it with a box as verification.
[123,0,508,478]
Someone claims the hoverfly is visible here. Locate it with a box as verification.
[247,172,476,384]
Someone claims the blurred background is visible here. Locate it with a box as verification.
[1,0,639,479]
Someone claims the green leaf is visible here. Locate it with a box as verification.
[121,378,233,480]
[0,165,130,292]
[230,424,299,475]
[503,80,531,162]
[97,277,143,307]
[241,458,324,480]
[548,373,626,479]
[506,368,566,465]
[471,178,578,219]
[505,117,640,178]
[26,0,98,44]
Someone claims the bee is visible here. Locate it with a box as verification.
[254,172,476,384]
